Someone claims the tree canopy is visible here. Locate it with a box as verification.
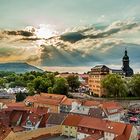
[129,74,140,97]
[67,75,80,91]
[101,74,127,97]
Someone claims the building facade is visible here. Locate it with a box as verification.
[88,65,110,97]
[88,49,134,97]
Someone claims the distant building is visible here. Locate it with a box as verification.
[88,49,134,96]
[88,65,110,96]
[122,48,133,77]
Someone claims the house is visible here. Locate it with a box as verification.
[2,106,49,131]
[21,107,49,131]
[88,107,107,119]
[24,93,67,113]
[71,100,100,116]
[77,116,138,140]
[62,114,82,138]
[6,87,28,94]
[22,112,42,131]
[60,98,79,113]
[101,101,124,122]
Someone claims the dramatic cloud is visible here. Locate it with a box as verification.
[0,20,140,72]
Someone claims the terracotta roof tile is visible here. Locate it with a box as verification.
[101,101,122,110]
[0,120,12,140]
[114,124,133,140]
[82,100,100,107]
[78,116,126,135]
[25,94,66,106]
[5,102,26,108]
[63,114,82,127]
[39,113,51,128]
[61,98,77,106]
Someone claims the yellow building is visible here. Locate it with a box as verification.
[88,65,110,97]
[62,114,82,138]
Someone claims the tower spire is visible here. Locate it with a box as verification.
[122,48,133,77]
[125,48,127,56]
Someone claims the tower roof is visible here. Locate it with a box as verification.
[123,48,129,60]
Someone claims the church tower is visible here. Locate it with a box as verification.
[122,48,133,77]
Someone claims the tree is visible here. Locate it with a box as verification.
[67,75,80,91]
[9,80,26,88]
[0,78,7,88]
[27,83,35,96]
[101,74,127,97]
[16,92,26,102]
[48,87,53,93]
[53,77,69,95]
[129,74,140,97]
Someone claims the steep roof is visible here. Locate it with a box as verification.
[88,107,107,119]
[78,117,126,135]
[82,100,100,107]
[61,98,76,106]
[114,124,133,140]
[25,93,67,106]
[63,114,82,127]
[46,113,67,125]
[0,120,12,140]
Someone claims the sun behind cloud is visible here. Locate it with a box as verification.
[35,24,58,39]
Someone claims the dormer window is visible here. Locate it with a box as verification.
[26,120,32,126]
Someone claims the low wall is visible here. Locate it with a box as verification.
[6,125,62,140]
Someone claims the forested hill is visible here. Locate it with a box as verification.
[0,62,43,73]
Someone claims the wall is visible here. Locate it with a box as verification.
[129,126,138,140]
[4,131,16,140]
[8,125,62,140]
[77,132,90,140]
[104,132,115,140]
[88,75,106,97]
[62,125,77,138]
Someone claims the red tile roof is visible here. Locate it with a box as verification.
[5,102,26,108]
[28,113,41,126]
[30,107,48,115]
[61,98,77,106]
[82,100,100,107]
[40,93,66,101]
[101,101,122,110]
[63,114,82,127]
[78,116,126,135]
[39,113,51,128]
[0,120,12,140]
[25,93,67,106]
[10,111,23,125]
[114,124,133,140]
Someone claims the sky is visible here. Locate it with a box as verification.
[0,0,140,73]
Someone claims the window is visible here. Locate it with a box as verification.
[26,120,32,126]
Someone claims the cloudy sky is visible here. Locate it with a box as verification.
[0,0,140,73]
